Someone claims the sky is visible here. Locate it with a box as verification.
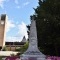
[0,0,38,42]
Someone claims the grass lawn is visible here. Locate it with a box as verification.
[0,56,6,60]
[0,57,2,60]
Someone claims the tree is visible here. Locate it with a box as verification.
[29,0,60,56]
[15,41,29,55]
[2,46,8,51]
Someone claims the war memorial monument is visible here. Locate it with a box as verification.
[20,16,46,60]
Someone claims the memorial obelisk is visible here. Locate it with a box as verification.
[20,16,46,60]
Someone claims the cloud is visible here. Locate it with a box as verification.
[6,19,15,32]
[15,0,21,9]
[15,0,19,4]
[16,5,21,9]
[6,21,28,42]
[23,2,30,6]
[0,0,5,8]
[18,21,28,39]
[15,1,30,9]
[6,36,22,42]
[0,0,9,8]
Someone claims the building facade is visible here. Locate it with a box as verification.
[5,42,26,51]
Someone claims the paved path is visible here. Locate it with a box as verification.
[0,51,18,56]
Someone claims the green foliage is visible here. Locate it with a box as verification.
[16,41,29,55]
[10,54,15,56]
[0,56,6,60]
[30,0,60,56]
[2,46,8,51]
[20,41,29,54]
[16,52,20,56]
[0,56,2,60]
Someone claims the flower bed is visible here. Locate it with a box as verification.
[46,56,60,60]
[1,56,60,60]
[2,56,20,60]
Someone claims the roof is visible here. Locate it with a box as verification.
[5,42,26,45]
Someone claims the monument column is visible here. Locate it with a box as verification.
[20,16,46,60]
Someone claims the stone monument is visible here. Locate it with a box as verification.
[20,16,46,60]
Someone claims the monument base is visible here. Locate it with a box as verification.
[20,54,46,60]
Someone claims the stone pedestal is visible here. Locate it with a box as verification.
[20,55,46,60]
[20,16,46,60]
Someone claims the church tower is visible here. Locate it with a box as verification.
[0,14,7,50]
